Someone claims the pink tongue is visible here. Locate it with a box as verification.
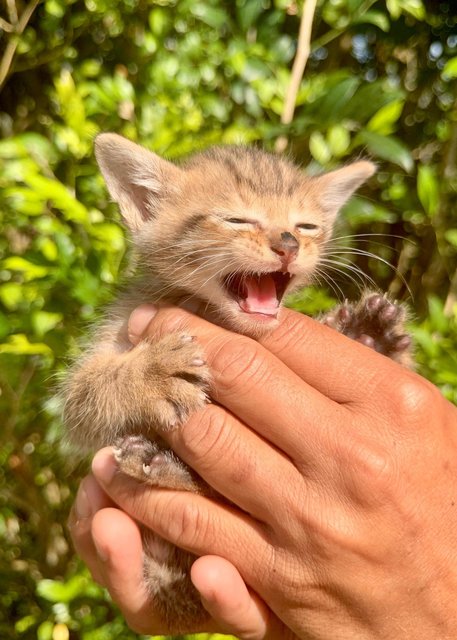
[239,274,279,315]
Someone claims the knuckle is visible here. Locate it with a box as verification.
[211,337,272,397]
[263,309,315,355]
[128,484,157,525]
[180,404,234,465]
[164,493,210,549]
[339,436,398,505]
[390,374,438,426]
[141,306,191,340]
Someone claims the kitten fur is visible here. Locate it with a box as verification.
[63,134,411,632]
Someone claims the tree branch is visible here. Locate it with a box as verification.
[275,0,318,153]
[0,0,41,92]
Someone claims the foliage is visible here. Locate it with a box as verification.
[0,0,456,638]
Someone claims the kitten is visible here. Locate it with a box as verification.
[63,134,411,631]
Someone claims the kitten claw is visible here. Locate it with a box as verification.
[337,306,352,323]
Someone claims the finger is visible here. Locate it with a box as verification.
[128,304,398,404]
[260,307,402,403]
[90,507,170,635]
[68,474,114,586]
[91,509,289,637]
[109,400,305,521]
[191,556,295,640]
[91,508,220,635]
[128,305,348,461]
[92,448,271,580]
[164,402,336,521]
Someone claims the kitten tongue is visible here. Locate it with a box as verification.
[239,274,279,315]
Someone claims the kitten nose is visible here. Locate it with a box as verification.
[270,231,299,265]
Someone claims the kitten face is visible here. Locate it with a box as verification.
[95,135,375,337]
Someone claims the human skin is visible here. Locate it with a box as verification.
[69,305,457,639]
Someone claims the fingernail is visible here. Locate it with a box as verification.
[128,304,158,344]
[93,535,109,563]
[75,483,92,520]
[92,448,117,487]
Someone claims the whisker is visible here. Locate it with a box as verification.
[312,267,345,300]
[318,260,372,294]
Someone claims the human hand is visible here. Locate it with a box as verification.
[71,305,457,639]
[68,472,279,637]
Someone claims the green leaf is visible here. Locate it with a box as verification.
[387,0,425,19]
[444,230,457,247]
[309,131,331,165]
[417,165,440,216]
[312,76,360,125]
[355,130,414,172]
[353,10,390,31]
[442,57,457,81]
[341,196,397,224]
[400,0,425,20]
[327,124,350,157]
[15,614,37,634]
[427,295,449,334]
[367,100,405,134]
[37,621,54,640]
[191,3,228,28]
[345,82,405,123]
[31,311,63,336]
[386,0,401,19]
[2,257,49,281]
[36,576,89,603]
[45,0,65,18]
[0,312,10,339]
[0,282,24,310]
[0,334,53,357]
[148,8,170,36]
[237,0,264,31]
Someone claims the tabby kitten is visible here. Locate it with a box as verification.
[63,134,410,631]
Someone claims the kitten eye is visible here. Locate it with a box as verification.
[224,217,258,229]
[296,223,319,235]
[226,218,250,224]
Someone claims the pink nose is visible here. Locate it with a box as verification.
[270,232,299,265]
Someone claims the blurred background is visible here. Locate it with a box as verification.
[1,0,456,638]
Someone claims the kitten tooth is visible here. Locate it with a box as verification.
[180,334,194,343]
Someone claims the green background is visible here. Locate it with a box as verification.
[1,0,456,638]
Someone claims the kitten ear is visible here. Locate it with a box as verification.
[314,160,376,222]
[95,133,181,232]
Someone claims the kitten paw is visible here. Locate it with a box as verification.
[114,435,205,492]
[321,293,412,366]
[135,332,210,429]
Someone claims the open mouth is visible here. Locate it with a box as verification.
[223,271,292,316]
